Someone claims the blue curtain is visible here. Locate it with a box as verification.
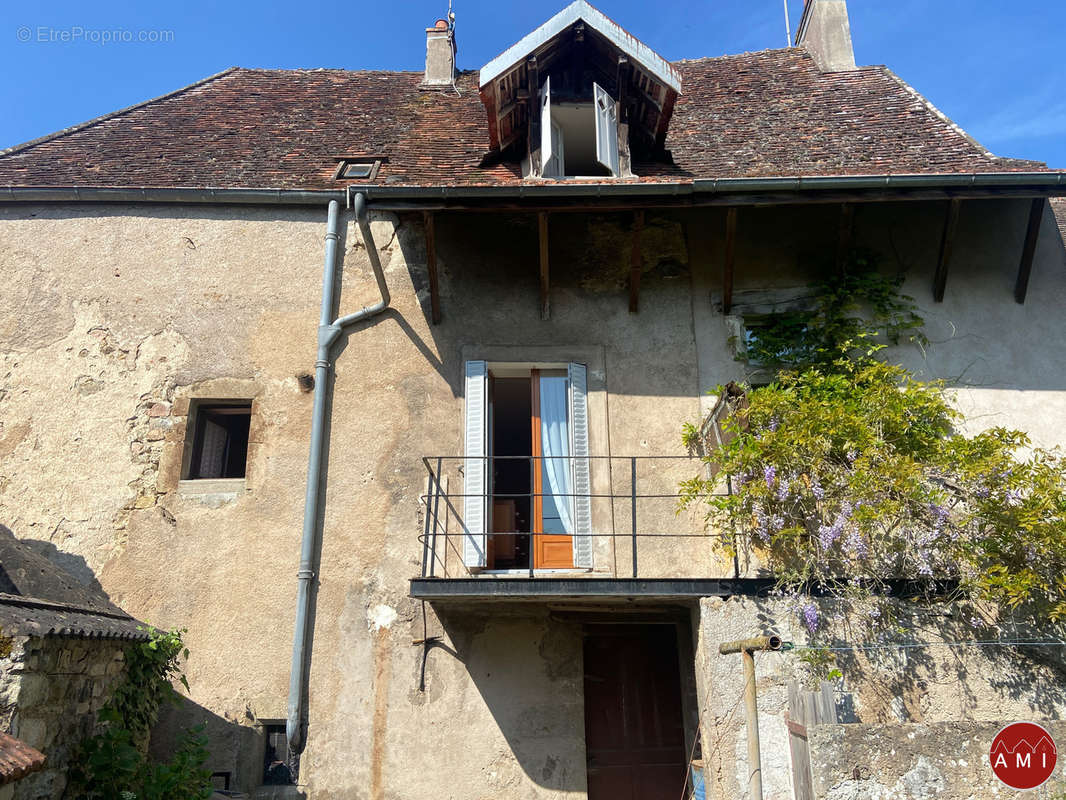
[539,375,574,535]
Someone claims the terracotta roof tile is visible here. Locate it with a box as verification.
[0,49,1049,191]
[1051,198,1066,243]
[0,733,45,786]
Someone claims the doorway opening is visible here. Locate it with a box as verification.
[487,368,575,570]
[583,624,691,800]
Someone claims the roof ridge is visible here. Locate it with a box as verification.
[1,66,242,158]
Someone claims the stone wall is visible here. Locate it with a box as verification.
[693,596,1066,800]
[0,634,126,799]
[809,720,1066,799]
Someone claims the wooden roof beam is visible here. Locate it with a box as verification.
[539,211,551,320]
[723,207,737,314]
[932,198,961,303]
[629,210,644,313]
[423,211,441,324]
[1014,198,1045,304]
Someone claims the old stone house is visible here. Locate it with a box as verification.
[1,1,1065,798]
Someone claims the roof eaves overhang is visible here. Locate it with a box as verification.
[479,0,681,93]
[1,173,1064,207]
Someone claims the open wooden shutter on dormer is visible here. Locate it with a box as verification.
[540,77,562,177]
[568,362,593,568]
[463,360,488,568]
[593,82,619,177]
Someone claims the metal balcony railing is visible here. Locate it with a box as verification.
[417,455,732,580]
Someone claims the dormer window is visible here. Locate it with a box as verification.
[478,1,680,181]
[539,78,619,178]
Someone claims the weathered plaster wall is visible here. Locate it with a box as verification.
[809,720,1066,799]
[0,634,126,800]
[687,198,1066,450]
[0,196,1063,798]
[693,596,1066,800]
[0,203,704,797]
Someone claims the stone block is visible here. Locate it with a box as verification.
[148,402,171,417]
[17,674,48,708]
[16,716,47,749]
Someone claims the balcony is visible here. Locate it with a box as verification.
[410,455,774,604]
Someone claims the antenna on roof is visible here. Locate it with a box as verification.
[783,0,792,47]
[448,0,455,30]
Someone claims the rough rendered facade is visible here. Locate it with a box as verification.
[1,2,1066,798]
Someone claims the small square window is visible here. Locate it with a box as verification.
[335,159,380,180]
[182,401,252,480]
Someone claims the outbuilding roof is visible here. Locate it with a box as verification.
[0,530,148,641]
[0,48,1049,192]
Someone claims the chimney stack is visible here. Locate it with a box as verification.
[423,18,456,86]
[795,0,856,71]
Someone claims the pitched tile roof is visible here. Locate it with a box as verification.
[0,530,148,641]
[1052,198,1066,244]
[0,48,1047,191]
[0,733,45,786]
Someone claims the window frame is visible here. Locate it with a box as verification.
[180,399,253,481]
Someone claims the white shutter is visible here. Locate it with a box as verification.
[593,82,619,177]
[568,363,593,568]
[540,77,562,177]
[463,361,488,568]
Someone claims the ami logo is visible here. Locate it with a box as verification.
[989,722,1058,790]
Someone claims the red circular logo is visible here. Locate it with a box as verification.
[989,722,1057,790]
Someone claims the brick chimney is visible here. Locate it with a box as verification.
[423,18,456,86]
[796,0,856,71]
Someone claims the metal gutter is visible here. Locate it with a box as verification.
[0,187,345,205]
[287,193,390,757]
[0,172,1062,208]
[344,172,1066,202]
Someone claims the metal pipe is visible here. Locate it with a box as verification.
[287,193,391,757]
[718,636,782,800]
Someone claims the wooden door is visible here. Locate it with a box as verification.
[531,369,573,568]
[583,625,688,800]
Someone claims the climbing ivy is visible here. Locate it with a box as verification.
[71,627,213,800]
[682,259,1066,642]
[740,251,925,368]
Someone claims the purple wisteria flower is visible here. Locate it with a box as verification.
[768,416,780,432]
[764,465,776,489]
[846,529,868,558]
[1005,488,1024,507]
[811,479,825,501]
[929,502,950,531]
[800,602,819,633]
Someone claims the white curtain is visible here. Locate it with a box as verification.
[539,375,574,535]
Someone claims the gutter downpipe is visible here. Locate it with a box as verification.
[287,192,390,756]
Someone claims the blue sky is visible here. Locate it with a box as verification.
[3,0,1064,167]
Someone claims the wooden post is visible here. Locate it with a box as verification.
[933,198,961,302]
[1014,197,1045,304]
[723,207,737,314]
[836,203,854,275]
[629,210,644,313]
[539,212,550,320]
[423,211,441,325]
